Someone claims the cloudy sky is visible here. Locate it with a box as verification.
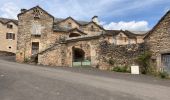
[0,0,169,31]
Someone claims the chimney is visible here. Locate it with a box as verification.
[92,16,99,25]
[21,9,27,13]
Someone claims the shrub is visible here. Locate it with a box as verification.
[111,66,130,73]
[108,58,115,65]
[136,52,152,74]
[159,71,169,79]
[24,58,30,63]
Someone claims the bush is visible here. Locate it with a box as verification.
[136,52,152,74]
[159,71,169,79]
[111,66,130,73]
[108,58,115,65]
[24,58,30,63]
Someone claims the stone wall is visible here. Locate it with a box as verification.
[16,7,54,62]
[38,43,67,66]
[38,37,100,68]
[145,11,170,69]
[98,40,145,70]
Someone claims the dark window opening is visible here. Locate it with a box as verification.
[90,25,95,32]
[9,46,11,49]
[6,33,15,40]
[69,33,81,38]
[7,24,13,29]
[68,22,72,28]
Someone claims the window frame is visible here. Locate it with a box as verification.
[6,33,15,40]
[7,24,13,29]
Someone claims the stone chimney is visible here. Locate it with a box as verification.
[21,9,27,13]
[92,16,100,25]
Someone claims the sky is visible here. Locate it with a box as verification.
[0,0,170,31]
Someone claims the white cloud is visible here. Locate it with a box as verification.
[0,2,19,19]
[103,21,150,31]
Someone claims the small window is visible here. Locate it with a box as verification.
[124,37,127,42]
[68,22,72,28]
[6,33,15,40]
[9,46,11,49]
[7,24,13,29]
[90,25,95,32]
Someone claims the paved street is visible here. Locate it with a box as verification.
[0,57,170,100]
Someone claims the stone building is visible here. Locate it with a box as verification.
[16,6,146,69]
[144,10,170,72]
[0,18,18,53]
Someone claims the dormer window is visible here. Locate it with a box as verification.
[68,22,72,28]
[7,24,13,29]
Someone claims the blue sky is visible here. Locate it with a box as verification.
[0,0,170,31]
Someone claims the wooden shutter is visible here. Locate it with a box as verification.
[6,33,8,39]
[13,34,15,40]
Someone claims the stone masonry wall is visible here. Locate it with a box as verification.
[145,11,170,69]
[38,43,67,66]
[16,7,54,62]
[98,40,145,70]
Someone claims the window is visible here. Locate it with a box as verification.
[68,22,72,28]
[6,33,15,40]
[7,24,13,29]
[90,25,95,32]
[124,37,127,42]
[119,34,123,40]
[32,42,39,55]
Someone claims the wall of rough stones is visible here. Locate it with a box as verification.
[38,43,67,66]
[16,7,54,62]
[98,40,145,70]
[145,11,170,69]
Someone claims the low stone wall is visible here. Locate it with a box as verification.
[98,41,145,70]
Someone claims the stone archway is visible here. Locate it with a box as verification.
[71,44,91,67]
[73,48,85,62]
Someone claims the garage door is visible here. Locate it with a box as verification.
[162,54,170,73]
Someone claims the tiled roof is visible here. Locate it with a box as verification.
[105,30,121,36]
[0,17,18,25]
[104,30,145,38]
[53,24,71,32]
[131,31,147,35]
[54,17,89,25]
[66,33,102,42]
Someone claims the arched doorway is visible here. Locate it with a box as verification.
[72,47,91,67]
[73,48,85,62]
[69,33,81,38]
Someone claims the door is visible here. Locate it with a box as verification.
[162,54,170,73]
[32,42,39,55]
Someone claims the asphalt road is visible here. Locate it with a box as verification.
[0,57,170,100]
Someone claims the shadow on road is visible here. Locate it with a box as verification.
[0,56,16,62]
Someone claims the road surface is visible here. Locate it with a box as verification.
[0,57,170,100]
